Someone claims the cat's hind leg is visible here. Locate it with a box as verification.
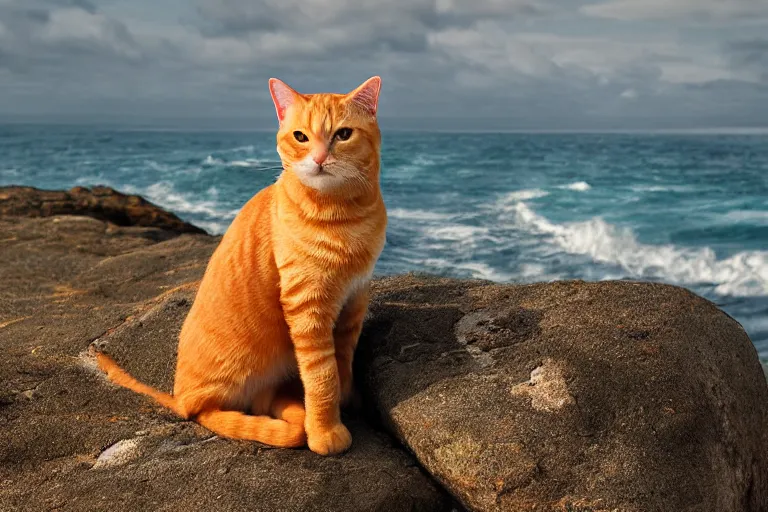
[195,408,305,447]
[249,384,278,416]
[192,383,305,448]
[270,380,306,426]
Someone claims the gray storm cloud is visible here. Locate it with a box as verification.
[0,0,766,129]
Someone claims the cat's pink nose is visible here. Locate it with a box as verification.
[313,150,328,165]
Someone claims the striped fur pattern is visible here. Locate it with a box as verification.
[97,77,387,455]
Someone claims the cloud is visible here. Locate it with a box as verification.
[0,0,766,129]
[194,0,549,61]
[0,1,142,69]
[581,0,768,22]
[725,39,768,81]
[620,88,638,99]
[198,0,548,33]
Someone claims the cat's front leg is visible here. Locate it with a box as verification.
[282,287,351,456]
[334,286,370,405]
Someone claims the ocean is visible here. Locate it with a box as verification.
[1,125,767,360]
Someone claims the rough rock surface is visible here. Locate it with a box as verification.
[358,275,768,512]
[0,199,449,511]
[3,186,767,512]
[0,185,206,235]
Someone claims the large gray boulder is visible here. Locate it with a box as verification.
[358,275,768,512]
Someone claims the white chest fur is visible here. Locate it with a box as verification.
[342,271,373,305]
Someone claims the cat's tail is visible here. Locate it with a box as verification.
[196,410,306,448]
[96,351,306,448]
[95,352,186,418]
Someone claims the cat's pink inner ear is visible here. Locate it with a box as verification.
[269,78,298,122]
[348,76,381,116]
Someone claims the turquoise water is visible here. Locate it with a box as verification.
[2,125,767,358]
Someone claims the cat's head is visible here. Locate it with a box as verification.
[269,77,382,196]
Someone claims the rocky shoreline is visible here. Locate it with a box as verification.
[1,186,767,511]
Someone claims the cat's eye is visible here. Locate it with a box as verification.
[293,131,308,143]
[334,128,353,141]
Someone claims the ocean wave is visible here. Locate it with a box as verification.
[202,155,272,168]
[510,202,768,297]
[75,175,110,186]
[560,181,591,191]
[230,158,266,168]
[402,256,512,282]
[125,182,237,224]
[412,153,455,166]
[429,225,490,241]
[225,145,255,154]
[501,189,550,202]
[413,155,437,166]
[195,220,231,235]
[203,155,224,166]
[630,185,692,193]
[388,208,457,221]
[144,160,172,172]
[721,210,768,225]
[741,316,768,335]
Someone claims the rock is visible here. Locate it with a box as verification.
[5,185,766,511]
[357,275,768,512]
[0,190,450,512]
[0,185,206,235]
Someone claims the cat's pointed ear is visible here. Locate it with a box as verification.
[347,76,381,116]
[269,78,299,123]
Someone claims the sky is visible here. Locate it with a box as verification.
[1,0,768,130]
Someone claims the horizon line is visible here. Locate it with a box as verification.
[3,120,768,136]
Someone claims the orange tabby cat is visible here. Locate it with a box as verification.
[96,76,387,455]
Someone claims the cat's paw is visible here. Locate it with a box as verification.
[306,423,352,456]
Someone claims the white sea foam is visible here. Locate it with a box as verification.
[509,201,768,297]
[203,155,224,166]
[404,257,512,282]
[75,175,110,186]
[413,155,437,166]
[127,182,234,222]
[388,208,457,221]
[229,159,264,168]
[203,155,268,168]
[227,145,255,153]
[722,210,768,225]
[630,184,692,193]
[502,189,550,202]
[560,181,591,191]
[195,220,231,235]
[144,160,171,172]
[429,225,490,241]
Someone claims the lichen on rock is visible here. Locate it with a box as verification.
[510,359,575,412]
